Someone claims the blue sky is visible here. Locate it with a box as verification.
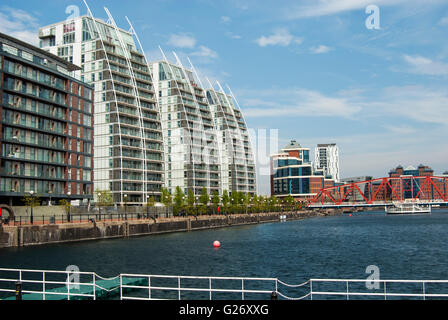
[1,0,448,194]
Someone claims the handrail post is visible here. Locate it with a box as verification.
[67,271,70,301]
[384,281,387,300]
[178,276,181,300]
[275,279,278,296]
[242,279,244,300]
[346,281,349,300]
[148,276,151,300]
[43,272,46,300]
[93,273,96,300]
[422,282,426,301]
[120,275,123,300]
[209,278,212,300]
[310,280,313,300]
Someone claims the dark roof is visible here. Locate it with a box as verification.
[283,140,302,149]
[317,143,336,147]
[0,32,81,72]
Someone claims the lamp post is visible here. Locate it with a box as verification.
[196,196,199,216]
[124,194,128,220]
[146,195,149,219]
[48,190,53,206]
[97,192,101,220]
[182,195,186,216]
[67,192,71,222]
[209,196,212,215]
[29,190,34,224]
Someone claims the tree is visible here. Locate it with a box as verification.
[161,187,172,207]
[211,191,220,214]
[95,189,113,207]
[222,190,230,207]
[242,193,251,214]
[22,193,40,208]
[146,196,156,208]
[22,192,40,224]
[59,199,72,222]
[186,189,196,216]
[249,194,257,213]
[198,187,209,215]
[199,187,209,206]
[58,199,71,214]
[173,186,185,216]
[284,195,295,212]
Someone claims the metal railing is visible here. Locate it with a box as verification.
[0,268,97,300]
[1,212,171,226]
[119,274,278,300]
[308,279,448,300]
[0,207,308,226]
[2,268,448,300]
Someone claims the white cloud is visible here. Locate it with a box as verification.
[438,16,448,26]
[283,0,434,19]
[0,7,39,46]
[225,32,242,39]
[255,28,303,47]
[167,34,197,49]
[310,45,333,54]
[383,125,416,135]
[403,54,448,76]
[241,84,448,126]
[242,88,361,118]
[190,45,218,59]
[367,85,448,125]
[220,16,231,23]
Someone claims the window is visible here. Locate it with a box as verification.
[82,31,91,41]
[63,22,75,33]
[63,33,75,44]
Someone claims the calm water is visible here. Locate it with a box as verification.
[1,209,448,284]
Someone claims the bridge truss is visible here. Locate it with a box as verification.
[308,176,448,208]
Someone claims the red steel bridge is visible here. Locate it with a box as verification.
[307,176,448,208]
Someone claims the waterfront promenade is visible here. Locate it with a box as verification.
[0,210,339,249]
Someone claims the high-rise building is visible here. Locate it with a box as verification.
[271,140,335,201]
[314,143,339,182]
[150,60,220,196]
[206,87,257,196]
[38,7,257,202]
[0,32,94,205]
[38,12,164,205]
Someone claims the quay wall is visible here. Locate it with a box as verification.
[0,210,341,248]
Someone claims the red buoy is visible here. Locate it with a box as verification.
[213,240,221,248]
[349,214,352,217]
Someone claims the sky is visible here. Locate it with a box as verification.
[1,0,448,195]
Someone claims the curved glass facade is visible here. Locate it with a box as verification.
[39,16,164,204]
[207,89,257,196]
[151,61,220,196]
